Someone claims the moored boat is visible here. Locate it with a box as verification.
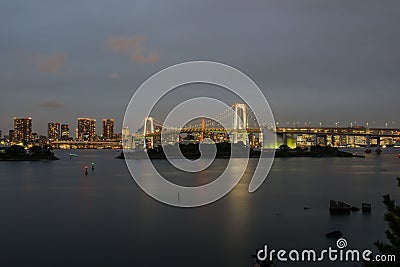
[329,200,352,213]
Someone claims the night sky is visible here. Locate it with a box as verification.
[1,0,399,135]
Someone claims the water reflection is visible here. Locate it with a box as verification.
[0,149,399,266]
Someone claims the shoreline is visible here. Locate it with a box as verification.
[117,146,365,159]
[0,155,59,161]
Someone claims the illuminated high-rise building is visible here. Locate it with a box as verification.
[13,117,32,142]
[48,122,61,141]
[102,119,115,140]
[61,124,70,140]
[32,132,38,142]
[77,118,96,141]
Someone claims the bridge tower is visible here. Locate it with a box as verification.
[143,116,155,149]
[200,118,205,142]
[232,103,248,144]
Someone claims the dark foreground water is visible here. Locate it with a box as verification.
[0,149,400,266]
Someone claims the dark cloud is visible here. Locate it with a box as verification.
[109,72,121,79]
[106,36,144,53]
[39,98,64,109]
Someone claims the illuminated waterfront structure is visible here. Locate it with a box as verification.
[47,122,61,141]
[61,124,70,140]
[13,117,32,143]
[121,127,132,149]
[122,127,130,139]
[77,118,96,141]
[102,119,115,140]
[3,107,400,149]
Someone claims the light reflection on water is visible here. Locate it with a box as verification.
[0,148,399,266]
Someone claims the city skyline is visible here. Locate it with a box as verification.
[1,1,399,135]
[4,114,400,151]
[2,114,400,140]
[2,116,117,141]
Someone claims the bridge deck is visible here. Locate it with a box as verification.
[274,127,400,137]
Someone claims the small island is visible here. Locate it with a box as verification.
[0,145,59,161]
[275,145,365,158]
[117,142,257,159]
[117,143,364,159]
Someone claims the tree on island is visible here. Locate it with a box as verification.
[279,144,290,151]
[373,177,400,266]
[6,145,26,155]
[29,145,42,155]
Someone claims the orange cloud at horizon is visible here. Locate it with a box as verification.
[132,47,160,63]
[34,53,67,74]
[106,35,160,64]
